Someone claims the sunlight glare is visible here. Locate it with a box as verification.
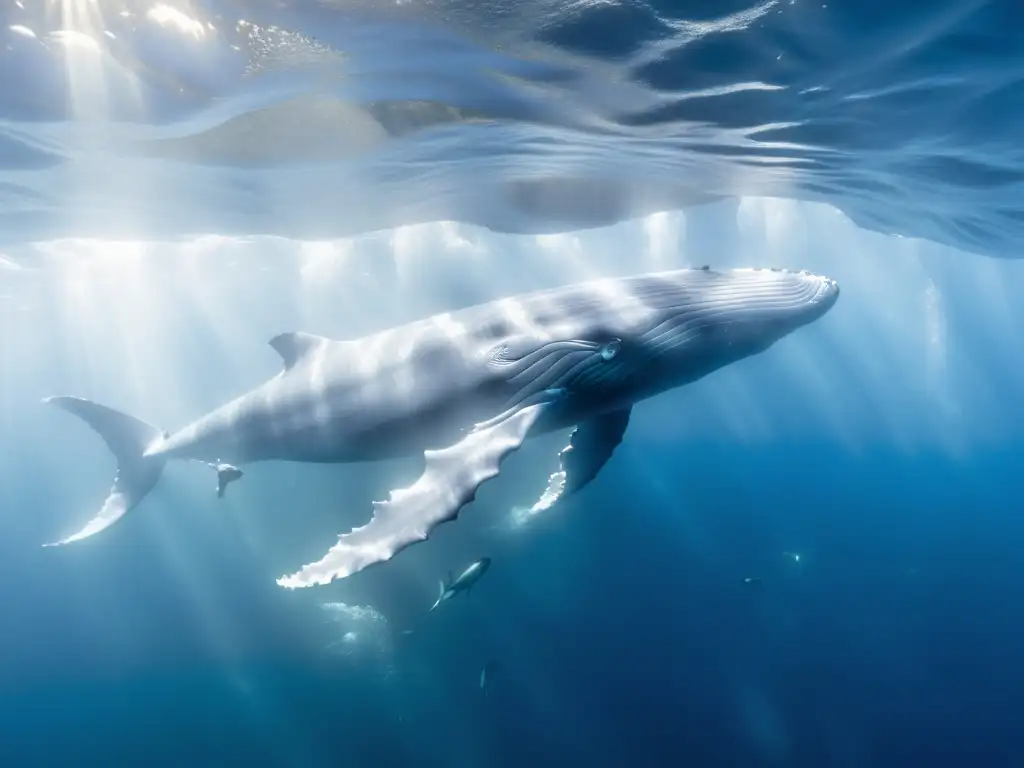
[9,24,37,39]
[146,3,205,38]
[644,211,685,269]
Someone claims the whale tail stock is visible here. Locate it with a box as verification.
[42,396,167,547]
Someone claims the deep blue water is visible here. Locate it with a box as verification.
[1,1,1024,766]
[4,444,1024,766]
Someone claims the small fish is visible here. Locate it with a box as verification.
[480,660,499,692]
[430,557,492,612]
[743,576,762,587]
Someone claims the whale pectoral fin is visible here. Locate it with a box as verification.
[215,463,244,499]
[514,406,631,521]
[276,401,550,589]
[561,407,631,492]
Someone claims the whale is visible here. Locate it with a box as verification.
[430,557,492,611]
[43,266,839,587]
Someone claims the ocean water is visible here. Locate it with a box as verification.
[0,0,1022,255]
[2,2,1024,767]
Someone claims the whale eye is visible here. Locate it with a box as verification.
[600,338,622,361]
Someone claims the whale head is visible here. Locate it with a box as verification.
[557,266,840,400]
[633,266,839,384]
[478,266,839,412]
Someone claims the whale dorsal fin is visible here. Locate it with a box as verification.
[269,331,331,370]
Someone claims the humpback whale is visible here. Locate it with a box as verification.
[43,266,839,587]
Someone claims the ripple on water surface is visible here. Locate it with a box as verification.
[0,0,1020,255]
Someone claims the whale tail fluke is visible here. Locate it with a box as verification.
[42,396,167,547]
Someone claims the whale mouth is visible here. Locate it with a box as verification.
[708,267,842,342]
[716,267,841,325]
[805,272,841,316]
